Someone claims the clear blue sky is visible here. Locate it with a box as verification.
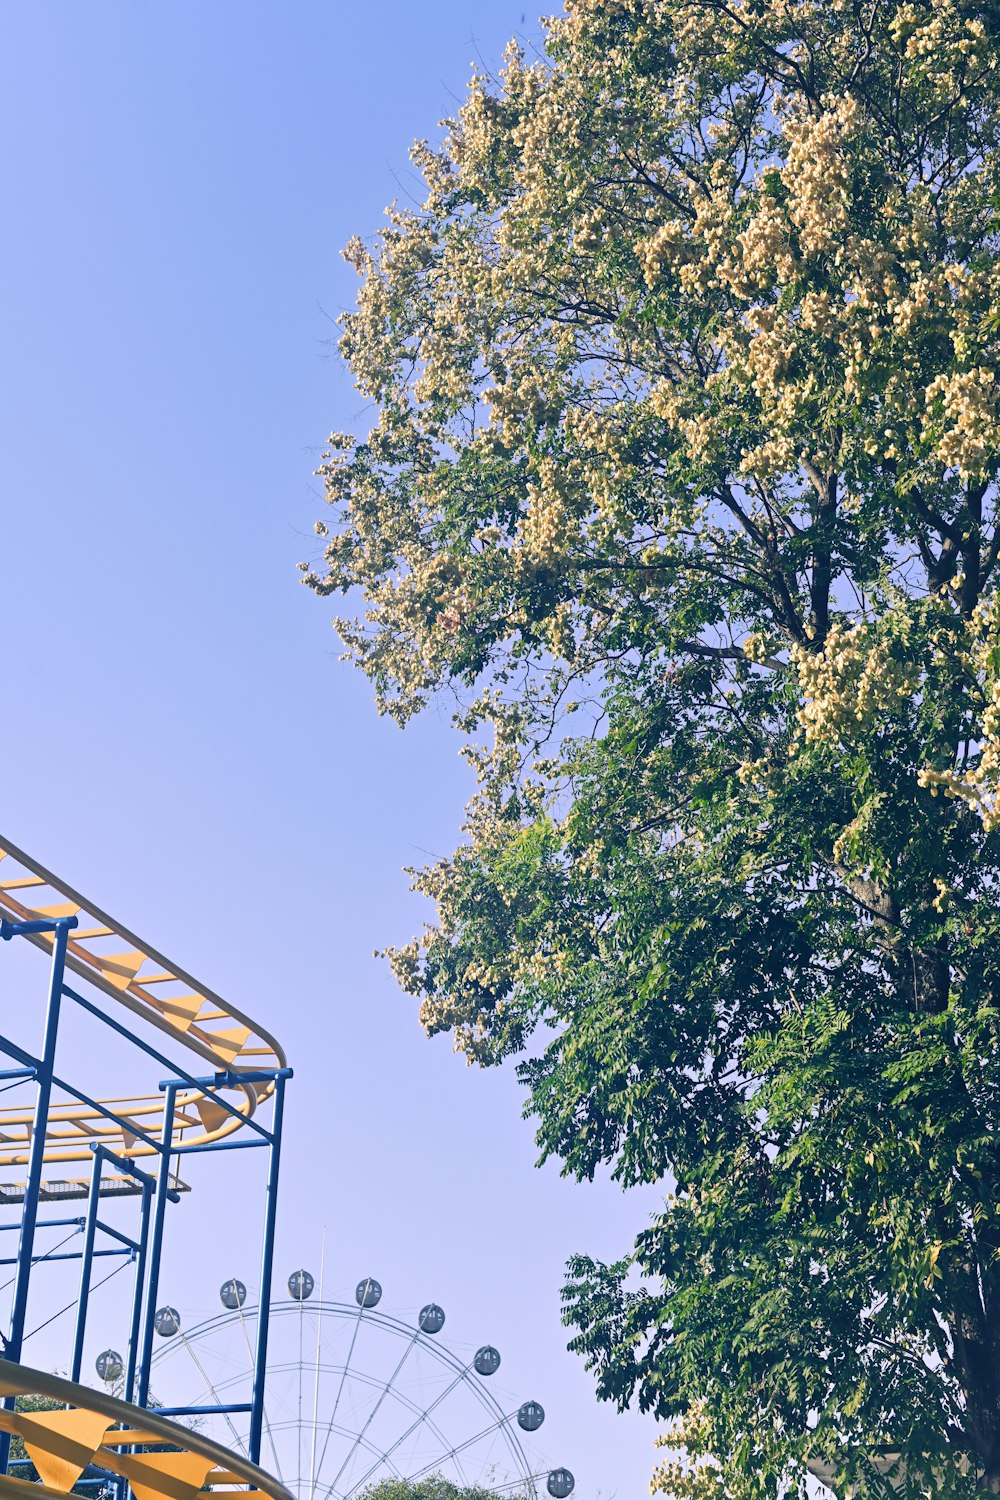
[0,6,661,1496]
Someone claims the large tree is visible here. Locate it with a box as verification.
[303,2,1000,1494]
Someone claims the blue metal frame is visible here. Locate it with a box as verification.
[0,916,74,1474]
[250,1070,286,1463]
[135,1083,177,1410]
[125,1169,153,1405]
[0,910,292,1475]
[71,1148,157,1385]
[3,916,75,1365]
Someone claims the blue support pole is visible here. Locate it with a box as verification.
[0,1248,129,1268]
[155,1403,253,1417]
[248,1072,287,1465]
[94,1222,141,1252]
[3,918,75,1363]
[70,1150,104,1381]
[0,917,75,1476]
[0,1038,41,1071]
[0,1217,84,1233]
[172,1137,267,1156]
[125,1177,152,1403]
[136,1084,177,1409]
[0,918,74,939]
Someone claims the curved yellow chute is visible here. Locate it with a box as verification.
[0,1362,292,1500]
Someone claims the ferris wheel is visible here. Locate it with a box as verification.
[96,1272,576,1500]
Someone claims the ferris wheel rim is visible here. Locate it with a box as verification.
[155,1299,505,1383]
[152,1298,525,1436]
[148,1295,539,1497]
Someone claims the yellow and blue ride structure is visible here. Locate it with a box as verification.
[0,837,292,1500]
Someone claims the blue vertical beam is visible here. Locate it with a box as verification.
[137,1084,177,1408]
[70,1149,105,1381]
[5,918,74,1361]
[0,917,75,1476]
[248,1073,286,1465]
[125,1177,153,1403]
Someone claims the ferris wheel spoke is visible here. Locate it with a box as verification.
[311,1294,367,1489]
[306,1237,327,1500]
[326,1392,472,1493]
[297,1286,306,1495]
[407,1410,520,1484]
[337,1361,475,1500]
[481,1475,551,1495]
[323,1330,419,1498]
[269,1419,409,1487]
[177,1331,249,1459]
[233,1294,286,1484]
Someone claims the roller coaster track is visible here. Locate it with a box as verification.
[0,1363,292,1500]
[0,837,286,1195]
[0,841,291,1500]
